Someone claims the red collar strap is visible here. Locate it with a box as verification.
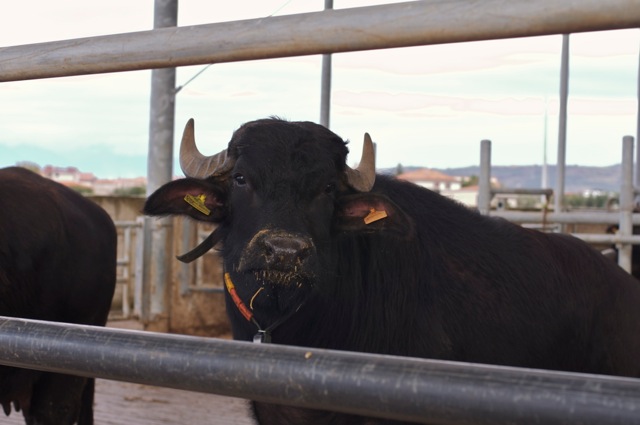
[223,272,307,343]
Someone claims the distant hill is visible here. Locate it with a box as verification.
[385,164,624,194]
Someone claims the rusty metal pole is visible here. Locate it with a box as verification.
[142,0,178,330]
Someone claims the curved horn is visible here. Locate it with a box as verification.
[345,133,376,192]
[179,118,234,179]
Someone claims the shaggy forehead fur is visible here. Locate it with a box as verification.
[227,118,350,188]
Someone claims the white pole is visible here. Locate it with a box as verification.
[555,34,569,215]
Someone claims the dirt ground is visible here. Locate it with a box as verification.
[2,379,255,425]
[96,379,254,425]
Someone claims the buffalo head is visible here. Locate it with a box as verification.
[144,118,412,339]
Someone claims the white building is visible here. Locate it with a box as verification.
[396,168,462,191]
[396,168,487,207]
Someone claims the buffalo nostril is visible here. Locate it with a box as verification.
[262,236,312,267]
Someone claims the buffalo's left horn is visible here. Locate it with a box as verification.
[345,133,376,192]
[179,118,234,178]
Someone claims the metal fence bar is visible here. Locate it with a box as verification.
[116,225,131,318]
[179,218,195,295]
[0,316,639,425]
[319,0,333,128]
[492,188,553,197]
[111,218,147,319]
[114,220,142,228]
[492,211,640,225]
[478,139,492,215]
[574,234,640,244]
[2,0,640,82]
[133,216,145,318]
[619,136,635,271]
[555,34,570,216]
[112,220,143,319]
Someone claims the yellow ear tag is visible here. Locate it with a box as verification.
[184,194,211,216]
[364,208,387,224]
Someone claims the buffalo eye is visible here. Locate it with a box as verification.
[324,182,336,195]
[233,173,247,187]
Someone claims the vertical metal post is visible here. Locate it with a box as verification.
[541,97,550,206]
[555,34,570,215]
[319,0,333,128]
[619,136,634,273]
[636,37,640,191]
[542,97,549,188]
[179,219,195,295]
[134,217,145,318]
[142,0,178,328]
[478,139,492,215]
[122,227,132,318]
[636,135,640,206]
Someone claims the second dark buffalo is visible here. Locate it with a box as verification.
[0,166,117,425]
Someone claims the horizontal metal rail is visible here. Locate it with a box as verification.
[492,188,554,197]
[0,316,639,425]
[114,220,142,228]
[574,234,640,245]
[2,0,640,81]
[492,211,640,225]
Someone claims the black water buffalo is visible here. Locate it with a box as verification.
[0,167,117,425]
[144,118,640,425]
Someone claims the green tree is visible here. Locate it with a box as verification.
[565,193,613,209]
[462,175,479,187]
[70,185,94,195]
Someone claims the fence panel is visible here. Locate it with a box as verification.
[0,316,639,425]
[1,0,640,81]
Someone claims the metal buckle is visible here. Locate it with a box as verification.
[253,330,271,344]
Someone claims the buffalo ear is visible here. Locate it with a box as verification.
[143,178,227,223]
[334,193,414,238]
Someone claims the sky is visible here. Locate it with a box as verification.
[1,1,639,179]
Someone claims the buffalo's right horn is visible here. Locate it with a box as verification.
[344,133,376,192]
[179,118,234,179]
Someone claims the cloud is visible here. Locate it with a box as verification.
[0,1,153,45]
[1,1,638,179]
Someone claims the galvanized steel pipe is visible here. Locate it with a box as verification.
[0,317,639,425]
[478,139,492,215]
[493,211,640,225]
[319,0,334,128]
[555,34,570,216]
[618,136,636,271]
[574,233,640,245]
[2,0,640,81]
[141,0,178,326]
